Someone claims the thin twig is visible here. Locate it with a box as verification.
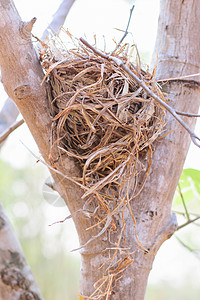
[176,215,200,231]
[154,72,200,83]
[111,4,135,55]
[80,37,200,148]
[0,119,24,144]
[49,209,82,226]
[178,183,190,221]
[176,111,200,117]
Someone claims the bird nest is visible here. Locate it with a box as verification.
[39,36,168,299]
[40,38,167,204]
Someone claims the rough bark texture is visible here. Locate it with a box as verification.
[0,202,43,299]
[0,0,199,299]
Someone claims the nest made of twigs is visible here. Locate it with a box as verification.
[40,37,167,200]
[39,34,169,300]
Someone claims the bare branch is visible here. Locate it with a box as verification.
[176,111,200,117]
[177,216,200,231]
[112,4,135,55]
[41,0,76,40]
[0,98,19,124]
[0,119,24,144]
[80,37,200,148]
[155,72,200,83]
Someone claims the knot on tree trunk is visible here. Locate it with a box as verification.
[14,85,32,101]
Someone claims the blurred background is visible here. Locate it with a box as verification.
[0,0,200,299]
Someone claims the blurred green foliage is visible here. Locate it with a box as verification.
[173,168,200,213]
[147,167,200,300]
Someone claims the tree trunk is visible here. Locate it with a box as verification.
[0,202,43,299]
[0,0,199,299]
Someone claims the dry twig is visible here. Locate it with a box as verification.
[112,4,135,55]
[155,72,200,83]
[177,215,200,231]
[176,111,200,118]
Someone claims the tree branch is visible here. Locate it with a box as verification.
[0,0,86,251]
[41,0,76,40]
[0,119,24,144]
[155,72,200,83]
[111,4,135,55]
[176,216,200,231]
[176,111,200,117]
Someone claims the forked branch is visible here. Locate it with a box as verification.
[112,4,135,55]
[80,37,200,148]
[177,215,200,231]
